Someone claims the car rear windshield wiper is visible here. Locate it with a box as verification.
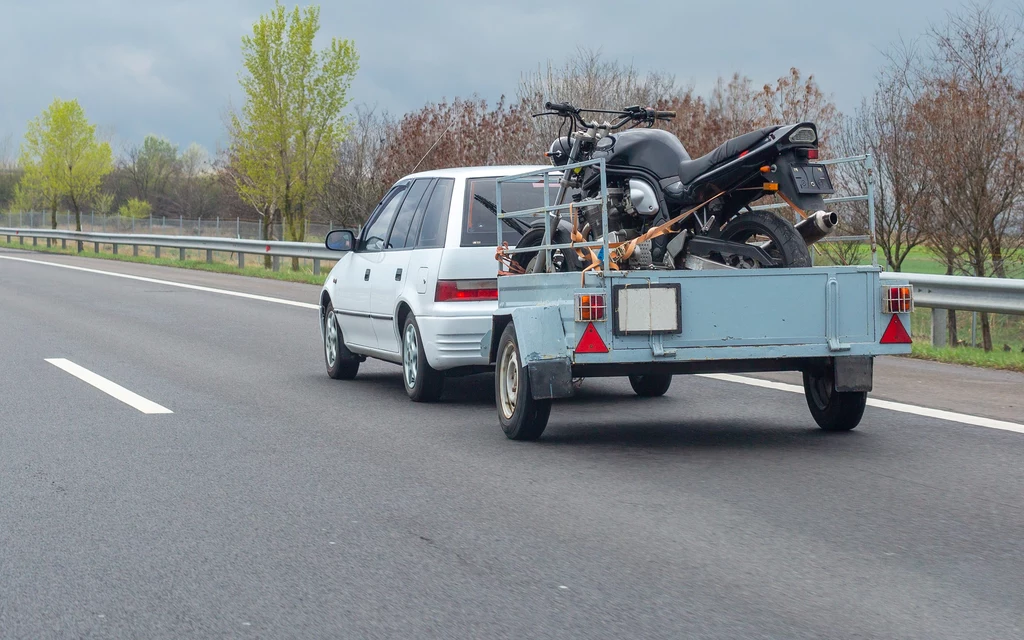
[473,193,531,235]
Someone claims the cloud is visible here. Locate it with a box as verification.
[0,0,1011,155]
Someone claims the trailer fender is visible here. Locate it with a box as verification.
[487,306,574,400]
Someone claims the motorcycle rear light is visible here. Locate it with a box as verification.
[788,127,817,144]
[575,293,606,322]
[883,286,914,314]
[435,279,499,302]
[807,149,819,160]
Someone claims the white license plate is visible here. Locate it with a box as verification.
[613,284,681,335]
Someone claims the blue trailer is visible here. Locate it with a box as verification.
[485,162,914,440]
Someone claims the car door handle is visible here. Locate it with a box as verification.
[364,269,371,281]
[395,268,403,281]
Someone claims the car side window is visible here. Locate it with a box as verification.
[386,179,432,250]
[360,185,407,252]
[415,178,454,249]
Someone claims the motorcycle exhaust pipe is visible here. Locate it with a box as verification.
[795,210,838,246]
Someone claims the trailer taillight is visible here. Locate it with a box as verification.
[883,286,913,314]
[807,149,819,160]
[575,293,606,321]
[434,279,498,301]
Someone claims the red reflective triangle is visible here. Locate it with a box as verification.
[880,315,912,344]
[576,322,609,354]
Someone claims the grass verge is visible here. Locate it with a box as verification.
[0,238,326,286]
[906,342,1024,373]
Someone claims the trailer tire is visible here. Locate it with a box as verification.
[495,323,551,441]
[803,368,867,431]
[628,374,673,397]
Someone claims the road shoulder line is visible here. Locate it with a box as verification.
[699,373,1024,435]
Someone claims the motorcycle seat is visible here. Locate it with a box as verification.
[677,126,778,185]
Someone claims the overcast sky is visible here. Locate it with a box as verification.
[0,0,1011,158]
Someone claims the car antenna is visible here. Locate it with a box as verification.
[409,109,462,174]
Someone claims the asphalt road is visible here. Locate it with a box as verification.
[2,247,1023,639]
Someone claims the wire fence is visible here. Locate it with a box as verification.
[0,211,339,242]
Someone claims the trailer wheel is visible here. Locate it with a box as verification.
[628,374,673,397]
[803,368,867,431]
[495,323,551,441]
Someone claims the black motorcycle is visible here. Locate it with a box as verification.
[512,102,839,273]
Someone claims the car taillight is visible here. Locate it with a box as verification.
[883,286,913,314]
[434,279,498,302]
[575,293,606,322]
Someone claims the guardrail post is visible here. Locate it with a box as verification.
[272,256,280,272]
[46,238,51,248]
[133,245,138,257]
[32,236,37,246]
[155,246,160,259]
[931,308,948,347]
[313,258,320,275]
[62,238,66,249]
[94,241,99,253]
[112,243,118,255]
[238,252,245,269]
[206,249,213,264]
[179,247,186,261]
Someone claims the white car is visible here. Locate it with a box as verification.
[319,165,551,401]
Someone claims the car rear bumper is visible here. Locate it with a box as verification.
[416,314,491,370]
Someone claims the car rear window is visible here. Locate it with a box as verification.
[461,178,563,247]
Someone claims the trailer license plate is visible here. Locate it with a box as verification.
[613,284,681,335]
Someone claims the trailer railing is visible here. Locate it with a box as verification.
[496,158,612,274]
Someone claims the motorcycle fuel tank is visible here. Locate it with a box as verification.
[592,129,691,180]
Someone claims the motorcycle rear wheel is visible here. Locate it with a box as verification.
[711,210,811,269]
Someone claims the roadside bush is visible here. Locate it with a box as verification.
[118,197,152,219]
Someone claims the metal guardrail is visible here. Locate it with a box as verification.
[0,227,339,274]
[4,227,1021,347]
[880,272,1024,316]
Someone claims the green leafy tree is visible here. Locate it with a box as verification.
[19,99,113,231]
[125,135,178,207]
[231,1,358,269]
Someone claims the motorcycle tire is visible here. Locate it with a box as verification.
[510,226,585,273]
[715,210,811,268]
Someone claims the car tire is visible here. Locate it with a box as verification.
[402,314,445,402]
[628,373,673,397]
[495,322,551,441]
[324,302,360,380]
[803,367,867,431]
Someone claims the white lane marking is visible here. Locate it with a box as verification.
[45,358,173,414]
[698,373,1024,435]
[0,255,318,310]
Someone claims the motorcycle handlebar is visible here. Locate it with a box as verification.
[544,101,576,113]
[655,110,676,120]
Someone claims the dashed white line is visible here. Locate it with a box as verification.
[0,255,318,309]
[698,373,1024,435]
[46,358,173,414]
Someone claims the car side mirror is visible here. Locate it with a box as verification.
[325,229,355,252]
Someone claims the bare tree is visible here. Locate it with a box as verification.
[913,3,1024,350]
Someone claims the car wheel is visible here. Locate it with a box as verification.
[402,314,444,402]
[628,373,673,397]
[324,302,359,380]
[495,322,551,441]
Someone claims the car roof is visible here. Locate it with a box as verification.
[401,165,552,181]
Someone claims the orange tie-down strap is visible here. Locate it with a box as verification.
[495,190,729,280]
